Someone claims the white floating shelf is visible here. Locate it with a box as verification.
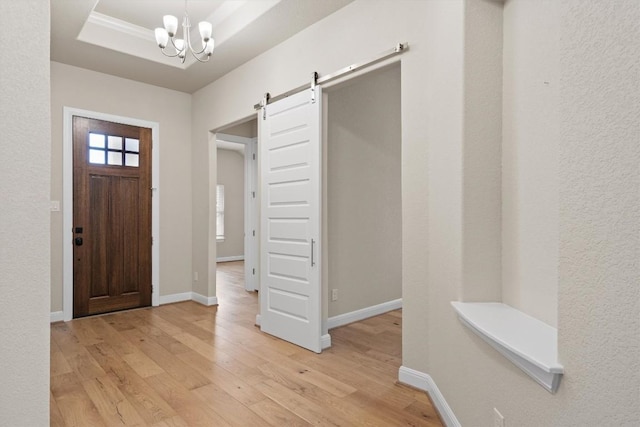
[451,302,563,393]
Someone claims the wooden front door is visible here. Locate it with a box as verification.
[73,116,152,318]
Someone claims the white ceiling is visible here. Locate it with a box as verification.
[51,0,354,93]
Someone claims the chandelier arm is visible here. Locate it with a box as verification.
[168,37,182,51]
[159,47,181,58]
[192,52,211,63]
[190,44,208,56]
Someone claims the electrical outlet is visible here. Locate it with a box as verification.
[331,289,338,301]
[494,408,505,427]
[194,272,199,281]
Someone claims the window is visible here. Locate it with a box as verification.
[88,132,140,167]
[216,184,225,241]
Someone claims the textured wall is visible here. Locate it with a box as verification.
[0,1,51,425]
[555,0,640,424]
[326,65,402,317]
[216,148,245,259]
[502,0,559,327]
[50,62,193,306]
[434,1,640,425]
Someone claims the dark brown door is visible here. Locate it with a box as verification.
[73,116,152,318]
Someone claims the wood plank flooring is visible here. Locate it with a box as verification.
[51,261,442,426]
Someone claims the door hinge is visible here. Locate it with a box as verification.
[252,191,256,199]
[151,236,154,245]
[252,268,255,275]
[310,71,318,103]
[252,153,256,160]
[252,230,255,237]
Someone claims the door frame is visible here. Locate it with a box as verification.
[62,107,160,321]
[213,133,258,292]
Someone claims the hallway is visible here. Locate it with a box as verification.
[50,261,441,426]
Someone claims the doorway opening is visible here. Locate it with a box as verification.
[324,63,403,331]
[211,62,402,354]
[215,121,258,292]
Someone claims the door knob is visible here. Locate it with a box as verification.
[74,237,83,246]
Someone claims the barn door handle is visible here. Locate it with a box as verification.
[74,237,83,246]
[310,239,315,267]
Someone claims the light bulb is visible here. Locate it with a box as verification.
[154,28,168,48]
[163,15,178,37]
[199,22,212,42]
[204,39,215,55]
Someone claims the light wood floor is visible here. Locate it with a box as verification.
[51,261,442,426]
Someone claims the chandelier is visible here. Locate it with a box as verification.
[154,1,214,63]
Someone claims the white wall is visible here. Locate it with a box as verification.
[502,0,559,327]
[0,1,51,425]
[50,62,193,308]
[191,0,639,425]
[326,65,402,317]
[216,148,245,259]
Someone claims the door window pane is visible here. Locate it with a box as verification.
[125,138,140,153]
[89,133,105,148]
[125,153,139,167]
[89,149,105,164]
[107,151,123,166]
[108,136,123,150]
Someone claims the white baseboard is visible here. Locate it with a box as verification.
[321,333,332,349]
[216,256,244,262]
[50,311,64,323]
[398,366,460,427]
[191,292,219,306]
[50,292,219,322]
[328,298,402,330]
[159,292,193,305]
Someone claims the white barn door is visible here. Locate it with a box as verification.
[259,87,322,353]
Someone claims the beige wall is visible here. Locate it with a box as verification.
[461,0,503,303]
[216,148,245,259]
[0,1,51,424]
[2,0,635,424]
[326,65,402,317]
[192,0,639,425]
[190,0,438,367]
[502,0,559,327]
[50,62,193,309]
[222,120,257,138]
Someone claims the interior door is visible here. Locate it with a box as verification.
[73,116,152,318]
[259,87,322,353]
